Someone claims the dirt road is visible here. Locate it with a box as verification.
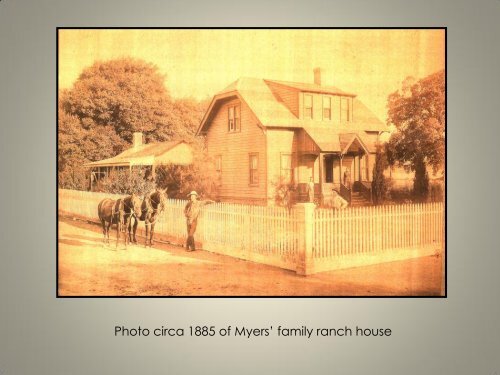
[58,218,444,296]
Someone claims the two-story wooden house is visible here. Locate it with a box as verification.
[197,69,388,206]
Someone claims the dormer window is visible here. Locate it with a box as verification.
[228,104,241,132]
[341,97,351,122]
[322,95,332,120]
[304,94,313,119]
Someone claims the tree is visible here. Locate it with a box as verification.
[371,146,389,205]
[58,58,210,191]
[62,58,177,145]
[155,139,220,200]
[386,70,445,201]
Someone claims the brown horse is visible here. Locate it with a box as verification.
[97,198,125,248]
[131,188,167,247]
[122,193,143,245]
[98,194,142,248]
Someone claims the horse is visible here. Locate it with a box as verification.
[130,188,168,247]
[98,193,142,249]
[97,198,125,249]
[122,193,143,244]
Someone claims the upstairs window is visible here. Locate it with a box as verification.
[304,94,313,119]
[228,104,241,132]
[341,97,351,122]
[322,95,332,120]
[249,153,259,185]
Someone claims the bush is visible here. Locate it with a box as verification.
[387,183,414,204]
[429,179,445,202]
[58,164,89,191]
[372,147,389,205]
[271,176,296,208]
[155,150,220,200]
[94,167,156,195]
[413,158,430,202]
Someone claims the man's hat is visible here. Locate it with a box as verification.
[187,191,198,197]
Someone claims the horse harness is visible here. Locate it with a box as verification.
[142,194,163,226]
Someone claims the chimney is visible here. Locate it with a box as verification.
[314,67,322,86]
[133,132,143,148]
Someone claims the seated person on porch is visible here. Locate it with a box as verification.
[332,189,348,210]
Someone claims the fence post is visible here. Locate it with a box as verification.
[295,203,315,276]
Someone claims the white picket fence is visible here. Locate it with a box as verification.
[312,204,444,273]
[58,189,444,275]
[58,189,301,271]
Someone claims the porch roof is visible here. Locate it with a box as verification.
[303,127,377,154]
[85,140,192,168]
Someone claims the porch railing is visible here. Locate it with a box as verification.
[354,181,373,204]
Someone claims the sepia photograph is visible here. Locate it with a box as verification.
[57,28,446,297]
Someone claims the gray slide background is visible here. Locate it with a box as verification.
[1,0,499,374]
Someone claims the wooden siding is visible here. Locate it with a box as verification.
[265,81,300,117]
[205,97,267,203]
[297,155,316,184]
[266,129,298,201]
[297,129,321,155]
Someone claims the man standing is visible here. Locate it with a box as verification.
[184,191,215,252]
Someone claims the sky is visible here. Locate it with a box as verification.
[58,29,445,123]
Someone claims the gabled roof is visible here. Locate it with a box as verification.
[197,77,388,135]
[85,140,190,167]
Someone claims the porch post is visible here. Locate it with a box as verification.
[359,153,362,182]
[318,153,323,204]
[339,153,343,186]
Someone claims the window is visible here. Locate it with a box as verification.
[322,95,331,120]
[249,153,259,185]
[341,97,351,122]
[215,155,222,173]
[280,153,293,183]
[304,94,313,119]
[228,104,241,132]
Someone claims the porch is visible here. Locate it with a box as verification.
[294,132,374,206]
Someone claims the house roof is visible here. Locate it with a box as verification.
[264,79,356,97]
[85,140,190,167]
[198,77,387,134]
